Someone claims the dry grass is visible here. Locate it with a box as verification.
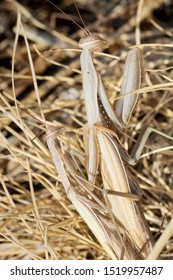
[0,0,173,259]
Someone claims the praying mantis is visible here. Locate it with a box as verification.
[0,0,172,261]
[45,9,173,260]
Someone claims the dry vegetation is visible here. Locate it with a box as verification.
[0,0,173,260]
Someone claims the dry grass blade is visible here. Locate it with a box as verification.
[147,217,173,260]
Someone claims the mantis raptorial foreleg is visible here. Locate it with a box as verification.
[115,47,145,126]
[97,47,144,129]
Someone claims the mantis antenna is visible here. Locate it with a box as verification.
[46,0,90,35]
[74,1,91,35]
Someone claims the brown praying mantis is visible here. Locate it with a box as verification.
[44,2,173,260]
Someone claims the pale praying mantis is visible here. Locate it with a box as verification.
[45,3,173,260]
[0,0,172,261]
